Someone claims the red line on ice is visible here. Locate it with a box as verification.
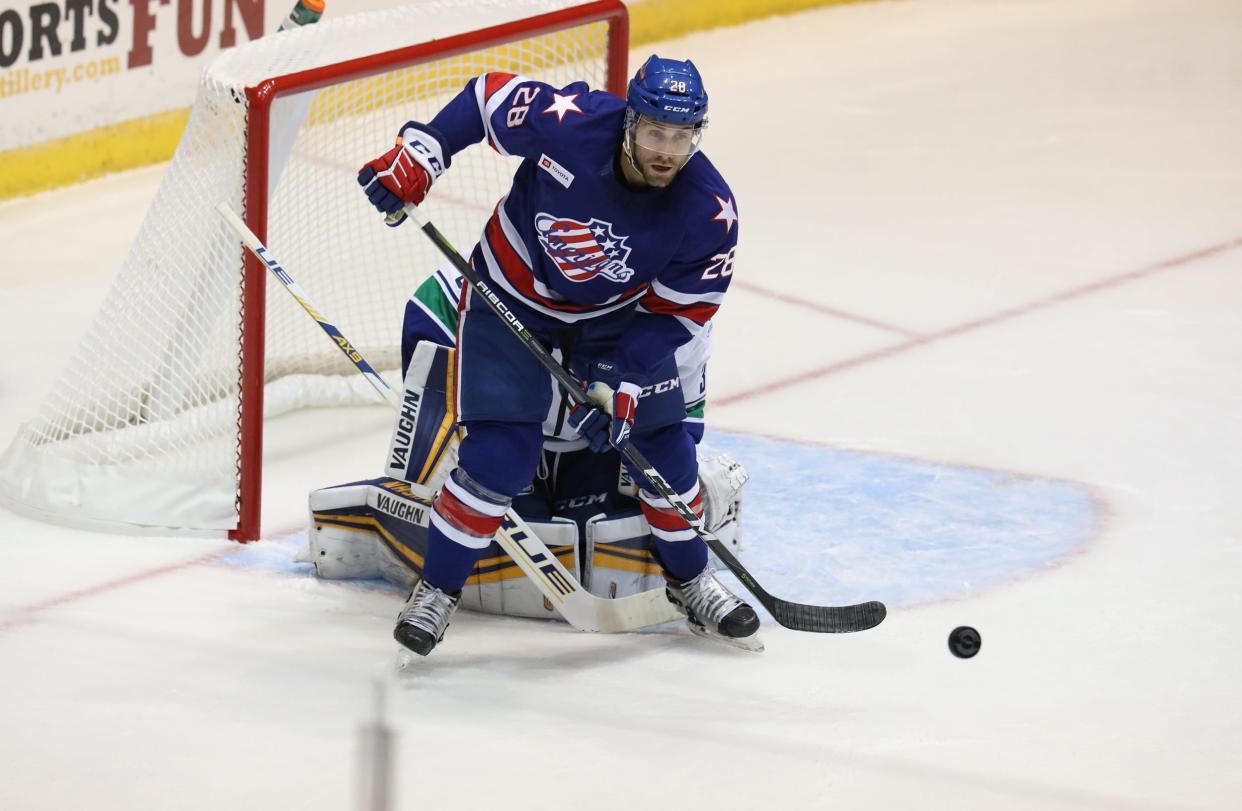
[731,279,922,338]
[0,548,237,634]
[0,522,306,634]
[717,236,1242,408]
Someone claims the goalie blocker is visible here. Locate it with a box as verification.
[305,341,747,622]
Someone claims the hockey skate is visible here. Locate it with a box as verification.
[666,566,764,652]
[394,579,461,657]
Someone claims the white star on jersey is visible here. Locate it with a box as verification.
[543,93,583,123]
[712,195,738,233]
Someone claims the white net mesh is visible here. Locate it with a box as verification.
[0,1,620,534]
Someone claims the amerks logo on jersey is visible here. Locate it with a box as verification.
[534,213,635,283]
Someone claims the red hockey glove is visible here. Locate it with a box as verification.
[358,124,447,225]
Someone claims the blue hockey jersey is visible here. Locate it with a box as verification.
[423,72,739,382]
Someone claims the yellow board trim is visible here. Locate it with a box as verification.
[0,0,872,201]
[629,0,871,47]
[0,109,189,200]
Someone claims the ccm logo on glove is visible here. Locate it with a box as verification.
[358,124,448,223]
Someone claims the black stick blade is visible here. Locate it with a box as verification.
[768,598,887,633]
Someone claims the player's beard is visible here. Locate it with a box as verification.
[633,147,689,188]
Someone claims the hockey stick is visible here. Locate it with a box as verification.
[217,203,680,633]
[395,202,886,634]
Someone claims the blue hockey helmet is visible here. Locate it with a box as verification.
[626,55,709,127]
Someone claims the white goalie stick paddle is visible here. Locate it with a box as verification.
[393,202,887,634]
[217,203,681,633]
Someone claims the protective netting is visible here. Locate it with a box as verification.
[0,1,619,534]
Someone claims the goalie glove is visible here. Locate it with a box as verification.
[358,123,448,225]
[568,377,641,453]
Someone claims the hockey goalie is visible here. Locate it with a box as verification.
[304,261,750,630]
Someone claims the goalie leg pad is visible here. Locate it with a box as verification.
[308,477,581,620]
[584,511,666,599]
[385,340,460,491]
[308,479,433,587]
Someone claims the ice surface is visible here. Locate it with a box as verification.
[2,1,1241,809]
[702,432,1098,612]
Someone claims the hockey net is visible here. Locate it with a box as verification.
[0,0,628,539]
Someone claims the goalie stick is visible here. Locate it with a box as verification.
[393,202,887,634]
[217,203,680,633]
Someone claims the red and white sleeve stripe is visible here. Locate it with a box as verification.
[636,279,726,338]
[473,72,527,156]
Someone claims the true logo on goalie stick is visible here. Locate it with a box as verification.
[534,214,635,284]
[257,247,293,286]
[503,517,577,597]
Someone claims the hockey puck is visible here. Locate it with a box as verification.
[948,626,981,659]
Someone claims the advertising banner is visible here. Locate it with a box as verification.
[0,1,292,149]
[0,0,411,152]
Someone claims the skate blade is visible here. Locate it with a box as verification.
[687,623,765,653]
[395,648,421,671]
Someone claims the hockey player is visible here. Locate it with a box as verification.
[397,262,722,529]
[400,263,709,448]
[358,55,756,655]
[305,266,747,622]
